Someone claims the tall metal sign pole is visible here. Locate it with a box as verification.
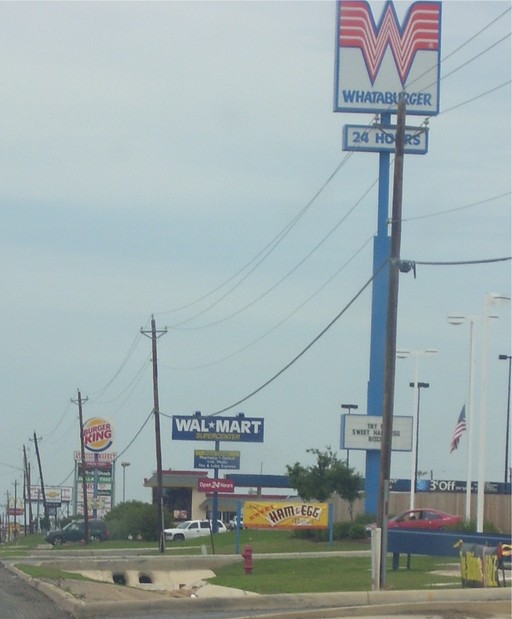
[334,0,442,520]
[142,316,167,553]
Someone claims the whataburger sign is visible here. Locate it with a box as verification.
[334,0,442,115]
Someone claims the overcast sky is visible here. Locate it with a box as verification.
[0,0,510,512]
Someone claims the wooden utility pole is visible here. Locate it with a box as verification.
[141,315,167,553]
[13,479,18,539]
[378,96,406,587]
[31,432,48,529]
[23,445,33,534]
[72,389,89,544]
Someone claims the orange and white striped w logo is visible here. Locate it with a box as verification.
[339,1,441,86]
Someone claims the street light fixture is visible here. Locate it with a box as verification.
[498,354,511,484]
[341,404,358,465]
[408,382,429,497]
[396,349,438,510]
[121,462,131,503]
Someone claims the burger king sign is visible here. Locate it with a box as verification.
[83,417,114,453]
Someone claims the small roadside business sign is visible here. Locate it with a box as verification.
[194,449,240,470]
[341,414,413,451]
[243,501,329,530]
[343,124,428,154]
[197,478,235,493]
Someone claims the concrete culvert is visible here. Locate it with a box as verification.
[112,573,127,585]
[138,574,152,584]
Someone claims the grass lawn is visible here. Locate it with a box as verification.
[1,529,369,556]
[5,529,464,594]
[210,555,461,594]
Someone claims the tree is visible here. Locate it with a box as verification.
[104,500,170,541]
[286,447,363,520]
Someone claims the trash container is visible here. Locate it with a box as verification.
[458,542,499,588]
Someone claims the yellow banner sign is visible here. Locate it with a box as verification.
[243,501,329,529]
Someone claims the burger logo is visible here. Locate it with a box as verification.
[83,417,113,453]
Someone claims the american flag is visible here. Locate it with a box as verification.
[450,405,467,453]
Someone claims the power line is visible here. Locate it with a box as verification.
[88,331,144,401]
[93,356,150,409]
[442,80,511,115]
[404,5,510,93]
[158,153,355,320]
[208,260,388,416]
[402,192,510,222]
[159,9,510,331]
[170,177,379,331]
[441,32,511,83]
[116,409,154,460]
[165,234,374,370]
[441,6,510,63]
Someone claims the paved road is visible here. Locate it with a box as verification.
[0,564,72,619]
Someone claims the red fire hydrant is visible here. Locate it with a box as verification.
[242,544,253,574]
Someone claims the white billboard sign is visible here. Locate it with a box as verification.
[334,1,442,115]
[343,124,428,154]
[341,414,413,451]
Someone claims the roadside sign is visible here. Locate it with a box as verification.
[341,414,413,451]
[243,501,329,529]
[194,449,240,470]
[198,478,235,493]
[172,414,264,442]
[334,0,442,115]
[343,124,428,154]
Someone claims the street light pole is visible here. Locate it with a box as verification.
[448,315,476,521]
[498,354,511,484]
[121,462,131,503]
[477,293,510,532]
[409,382,429,503]
[341,404,358,465]
[397,349,438,510]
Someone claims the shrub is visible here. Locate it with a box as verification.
[104,500,170,541]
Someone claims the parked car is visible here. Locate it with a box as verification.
[164,519,227,541]
[45,519,110,545]
[366,508,463,534]
[227,515,244,530]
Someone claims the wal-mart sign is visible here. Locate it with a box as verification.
[334,0,442,115]
[172,415,264,442]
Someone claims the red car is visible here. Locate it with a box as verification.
[388,508,463,530]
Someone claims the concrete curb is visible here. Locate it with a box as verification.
[44,585,512,619]
[7,562,511,619]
